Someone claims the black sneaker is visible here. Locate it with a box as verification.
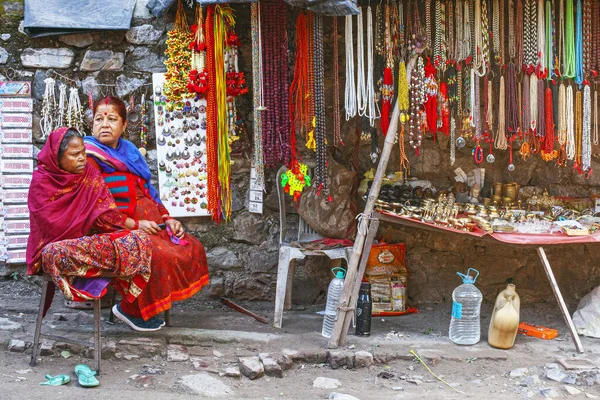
[112,303,165,332]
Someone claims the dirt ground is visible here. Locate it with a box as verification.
[0,276,599,400]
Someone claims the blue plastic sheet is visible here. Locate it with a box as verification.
[284,0,359,16]
[23,0,135,37]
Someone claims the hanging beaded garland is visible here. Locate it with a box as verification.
[40,77,57,140]
[164,0,193,105]
[224,16,248,146]
[188,5,209,98]
[314,14,329,200]
[250,2,265,188]
[261,0,291,168]
[139,94,148,156]
[332,16,342,146]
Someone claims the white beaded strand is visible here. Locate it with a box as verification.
[364,6,381,127]
[357,10,367,117]
[345,15,357,120]
[566,85,576,160]
[582,85,592,171]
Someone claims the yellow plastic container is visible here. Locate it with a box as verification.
[488,284,520,349]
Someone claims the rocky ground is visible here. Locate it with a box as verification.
[0,276,599,400]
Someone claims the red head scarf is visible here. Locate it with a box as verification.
[26,127,119,275]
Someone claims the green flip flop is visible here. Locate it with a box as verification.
[39,374,70,386]
[74,364,99,388]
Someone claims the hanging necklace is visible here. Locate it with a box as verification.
[474,0,489,76]
[67,87,84,133]
[575,0,585,85]
[454,0,463,61]
[364,6,380,127]
[536,0,546,77]
[375,3,385,56]
[558,83,567,146]
[541,86,556,160]
[57,83,67,128]
[398,0,405,60]
[425,0,432,50]
[332,16,342,147]
[448,0,455,63]
[523,0,537,72]
[493,0,501,66]
[344,15,356,120]
[290,12,310,151]
[515,0,524,68]
[583,0,592,75]
[509,0,516,61]
[250,2,264,188]
[356,10,367,117]
[314,13,329,199]
[563,0,576,78]
[433,0,447,72]
[398,61,410,174]
[593,0,600,73]
[409,57,425,155]
[496,76,508,150]
[594,87,599,145]
[582,84,592,171]
[381,3,394,136]
[566,85,576,159]
[40,77,56,140]
[545,0,554,79]
[574,89,583,168]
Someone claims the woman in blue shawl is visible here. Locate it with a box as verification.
[85,96,209,331]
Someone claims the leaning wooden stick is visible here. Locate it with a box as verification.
[327,93,401,349]
[221,297,269,324]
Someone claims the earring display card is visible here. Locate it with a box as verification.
[0,129,33,143]
[0,81,32,97]
[152,73,209,217]
[0,82,33,265]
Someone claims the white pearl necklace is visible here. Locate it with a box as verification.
[344,15,356,120]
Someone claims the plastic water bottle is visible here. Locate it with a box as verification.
[449,268,483,345]
[322,267,346,338]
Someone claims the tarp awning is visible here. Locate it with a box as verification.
[23,0,136,38]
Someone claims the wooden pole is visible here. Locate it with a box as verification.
[327,98,401,349]
[536,247,584,353]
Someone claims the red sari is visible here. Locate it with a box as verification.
[27,127,152,313]
[88,158,209,320]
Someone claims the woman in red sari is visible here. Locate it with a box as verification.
[26,127,162,331]
[84,96,209,328]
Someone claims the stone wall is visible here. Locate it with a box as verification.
[1,0,599,307]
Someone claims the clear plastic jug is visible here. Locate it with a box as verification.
[322,267,346,338]
[449,268,483,345]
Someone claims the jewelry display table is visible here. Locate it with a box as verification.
[360,210,597,353]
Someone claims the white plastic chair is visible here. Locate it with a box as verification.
[273,166,352,328]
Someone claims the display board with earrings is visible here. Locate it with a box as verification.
[152,73,210,217]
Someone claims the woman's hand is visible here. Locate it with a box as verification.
[165,218,185,238]
[138,219,161,235]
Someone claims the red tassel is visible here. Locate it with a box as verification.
[423,58,438,139]
[380,67,393,135]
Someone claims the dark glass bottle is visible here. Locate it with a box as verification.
[355,282,372,337]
